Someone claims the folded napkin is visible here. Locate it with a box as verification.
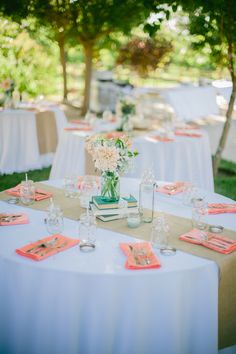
[156,182,190,195]
[70,119,90,125]
[208,203,236,214]
[0,213,29,226]
[120,242,161,269]
[64,126,92,132]
[16,234,80,261]
[77,175,100,190]
[175,124,200,130]
[147,135,174,142]
[6,185,52,201]
[175,131,202,138]
[179,228,236,254]
[105,131,126,139]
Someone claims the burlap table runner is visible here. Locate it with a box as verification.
[1,183,235,349]
[35,110,58,154]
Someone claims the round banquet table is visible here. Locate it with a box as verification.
[0,178,236,354]
[50,129,214,191]
[0,106,67,174]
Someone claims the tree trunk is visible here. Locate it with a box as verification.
[81,43,93,116]
[58,35,68,102]
[213,81,236,176]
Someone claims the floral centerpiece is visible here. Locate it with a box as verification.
[116,96,136,132]
[0,79,15,108]
[86,134,138,202]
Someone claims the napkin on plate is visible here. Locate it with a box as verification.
[120,242,161,269]
[6,185,52,201]
[175,124,200,130]
[77,175,100,190]
[175,131,202,138]
[16,234,80,261]
[70,119,90,125]
[0,213,29,226]
[156,182,189,195]
[105,132,126,139]
[179,228,236,254]
[147,135,174,142]
[64,126,92,132]
[208,203,236,214]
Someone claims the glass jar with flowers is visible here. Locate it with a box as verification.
[86,134,138,202]
[116,96,136,132]
[1,79,15,109]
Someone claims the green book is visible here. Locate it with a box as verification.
[92,195,137,210]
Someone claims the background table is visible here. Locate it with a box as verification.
[50,129,214,191]
[0,178,236,354]
[0,106,67,174]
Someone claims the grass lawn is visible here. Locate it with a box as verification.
[0,159,236,201]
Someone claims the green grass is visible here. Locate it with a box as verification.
[0,167,51,192]
[0,160,236,201]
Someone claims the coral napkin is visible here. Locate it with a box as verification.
[179,228,236,254]
[64,126,92,132]
[105,131,126,139]
[0,213,29,226]
[16,234,80,261]
[77,175,100,190]
[6,185,52,201]
[156,182,190,195]
[70,119,90,125]
[120,242,161,269]
[175,131,202,138]
[175,124,200,130]
[147,135,174,142]
[208,203,236,214]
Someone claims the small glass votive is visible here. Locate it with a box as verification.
[127,211,141,228]
[64,176,78,198]
[20,180,35,205]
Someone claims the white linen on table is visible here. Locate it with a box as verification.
[161,86,219,121]
[127,131,214,191]
[1,177,232,354]
[0,109,42,174]
[0,107,67,174]
[50,129,214,191]
[49,131,87,179]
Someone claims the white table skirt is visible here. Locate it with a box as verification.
[1,178,236,354]
[50,129,214,191]
[160,86,219,122]
[0,107,67,174]
[127,131,214,191]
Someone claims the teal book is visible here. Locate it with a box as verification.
[92,195,137,210]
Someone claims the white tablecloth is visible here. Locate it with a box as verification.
[0,107,67,174]
[128,131,214,191]
[50,129,214,191]
[160,86,219,121]
[0,178,236,354]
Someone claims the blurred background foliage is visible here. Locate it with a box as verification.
[0,8,229,104]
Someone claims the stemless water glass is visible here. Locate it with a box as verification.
[46,207,64,235]
[79,211,97,251]
[64,176,78,198]
[20,180,35,205]
[79,175,99,209]
[192,198,208,241]
[151,214,176,255]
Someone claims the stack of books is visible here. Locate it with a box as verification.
[90,195,138,222]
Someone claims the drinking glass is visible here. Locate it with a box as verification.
[79,211,97,251]
[79,175,99,209]
[46,207,64,235]
[192,199,208,241]
[151,214,176,255]
[20,180,35,205]
[64,176,78,198]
